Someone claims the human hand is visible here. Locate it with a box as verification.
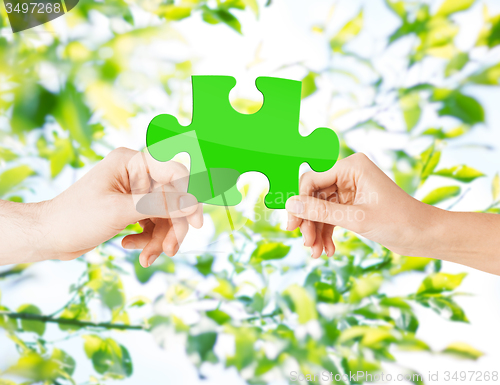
[41,147,202,267]
[285,153,439,258]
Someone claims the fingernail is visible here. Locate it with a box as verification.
[147,255,158,267]
[124,242,136,249]
[303,235,307,245]
[286,199,304,214]
[179,195,197,213]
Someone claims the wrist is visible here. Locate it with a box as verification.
[33,199,61,261]
[0,199,56,265]
[405,202,449,259]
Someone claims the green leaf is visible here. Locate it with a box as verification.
[6,352,59,381]
[147,315,170,330]
[485,17,500,48]
[417,272,467,294]
[301,72,318,99]
[129,297,150,308]
[392,151,419,195]
[434,165,484,183]
[283,284,317,323]
[391,256,434,275]
[250,241,290,263]
[0,165,35,197]
[83,335,133,378]
[330,10,363,52]
[493,173,500,201]
[420,143,441,182]
[398,310,420,333]
[50,348,76,376]
[436,0,476,17]
[445,52,469,77]
[433,89,485,125]
[160,5,192,21]
[17,304,45,336]
[187,332,217,362]
[421,186,461,205]
[442,342,483,360]
[195,254,214,276]
[129,253,175,283]
[11,84,57,135]
[0,148,17,162]
[422,124,470,139]
[83,335,102,358]
[49,137,74,178]
[468,63,500,85]
[395,335,430,351]
[314,282,341,303]
[0,305,18,332]
[226,326,258,370]
[400,92,421,131]
[202,7,242,34]
[213,278,235,299]
[53,84,92,149]
[384,0,406,18]
[58,303,91,331]
[380,297,412,310]
[349,274,383,303]
[424,295,469,322]
[206,309,231,325]
[99,277,125,310]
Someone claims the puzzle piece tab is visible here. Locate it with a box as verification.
[146,76,339,209]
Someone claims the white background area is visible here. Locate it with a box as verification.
[1,0,500,384]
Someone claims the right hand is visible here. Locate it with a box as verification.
[285,153,438,258]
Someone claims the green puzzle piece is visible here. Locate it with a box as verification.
[146,76,339,209]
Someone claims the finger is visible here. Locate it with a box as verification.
[322,224,335,257]
[139,219,169,267]
[163,217,189,257]
[187,203,204,229]
[123,151,197,222]
[128,189,199,222]
[300,169,340,196]
[286,195,361,230]
[321,187,339,257]
[287,211,302,231]
[300,219,316,247]
[311,222,324,259]
[122,219,155,249]
[316,185,338,202]
[143,150,190,191]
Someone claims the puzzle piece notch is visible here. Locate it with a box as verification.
[147,75,340,209]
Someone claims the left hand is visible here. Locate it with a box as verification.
[42,147,203,267]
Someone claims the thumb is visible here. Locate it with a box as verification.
[285,196,362,231]
[123,189,199,223]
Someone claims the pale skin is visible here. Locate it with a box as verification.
[0,147,203,268]
[285,153,500,276]
[2,150,500,275]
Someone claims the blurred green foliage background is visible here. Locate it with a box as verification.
[1,0,500,383]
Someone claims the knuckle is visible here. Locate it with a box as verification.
[106,147,133,163]
[317,201,332,223]
[307,199,329,223]
[352,152,368,162]
[299,171,314,190]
